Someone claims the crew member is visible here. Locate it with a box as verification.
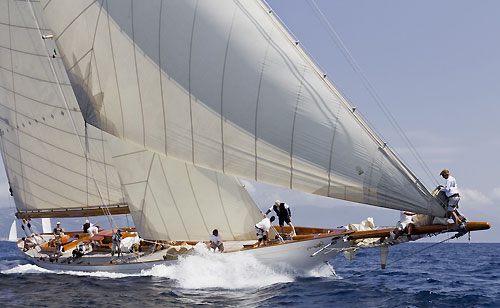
[111,229,122,257]
[265,200,296,236]
[83,219,90,233]
[392,211,415,241]
[255,216,276,246]
[439,169,461,227]
[209,229,224,252]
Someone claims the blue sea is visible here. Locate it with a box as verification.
[0,241,499,307]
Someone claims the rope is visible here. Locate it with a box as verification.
[307,0,439,189]
[25,1,117,230]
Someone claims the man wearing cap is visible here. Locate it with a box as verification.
[439,169,461,226]
[265,200,296,236]
[83,219,91,233]
[53,222,65,237]
[53,222,65,247]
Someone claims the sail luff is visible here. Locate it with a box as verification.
[258,0,434,203]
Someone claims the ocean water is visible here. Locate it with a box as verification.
[0,241,499,307]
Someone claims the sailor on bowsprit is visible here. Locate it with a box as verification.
[439,169,465,227]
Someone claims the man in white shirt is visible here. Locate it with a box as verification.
[392,211,415,241]
[209,229,224,252]
[255,216,276,246]
[439,169,461,226]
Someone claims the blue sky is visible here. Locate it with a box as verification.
[1,1,498,242]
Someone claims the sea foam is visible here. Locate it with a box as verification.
[142,243,294,289]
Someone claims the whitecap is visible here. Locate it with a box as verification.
[141,243,294,289]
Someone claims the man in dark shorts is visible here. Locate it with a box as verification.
[265,200,296,236]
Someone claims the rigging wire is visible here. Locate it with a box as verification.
[353,233,463,278]
[307,0,440,189]
[25,0,117,231]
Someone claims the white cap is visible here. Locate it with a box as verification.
[85,219,89,223]
[57,221,61,224]
[275,200,281,205]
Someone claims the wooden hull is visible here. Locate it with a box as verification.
[17,222,490,274]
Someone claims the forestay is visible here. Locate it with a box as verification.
[0,0,124,212]
[40,0,444,216]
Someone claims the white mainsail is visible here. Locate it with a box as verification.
[0,0,124,213]
[109,134,264,241]
[40,0,444,216]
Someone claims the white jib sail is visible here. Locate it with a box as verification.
[108,132,265,241]
[39,0,445,217]
[0,0,124,212]
[8,220,17,241]
[41,217,51,234]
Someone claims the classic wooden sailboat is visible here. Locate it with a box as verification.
[0,0,490,273]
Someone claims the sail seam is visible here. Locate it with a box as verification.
[2,150,110,199]
[327,103,341,196]
[188,0,200,165]
[0,21,50,31]
[253,27,273,181]
[146,181,171,240]
[42,0,52,10]
[214,172,235,240]
[131,0,146,148]
[1,139,120,181]
[158,0,168,156]
[158,156,190,240]
[53,0,96,43]
[12,188,77,210]
[289,67,306,189]
[0,66,72,86]
[139,153,158,240]
[105,0,125,137]
[64,48,92,74]
[220,7,238,173]
[0,45,48,58]
[0,84,72,109]
[97,126,112,206]
[184,164,210,238]
[112,149,148,159]
[121,180,148,186]
[89,3,107,132]
[5,166,97,206]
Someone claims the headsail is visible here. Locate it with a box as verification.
[39,0,443,216]
[8,220,17,241]
[0,0,124,215]
[109,133,265,241]
[41,217,51,234]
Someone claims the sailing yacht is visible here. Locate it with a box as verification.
[0,0,489,273]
